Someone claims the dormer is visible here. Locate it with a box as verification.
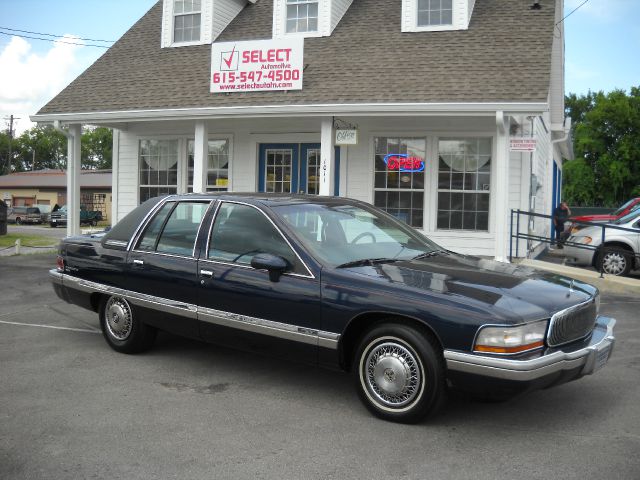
[272,0,354,39]
[161,0,250,47]
[401,0,476,33]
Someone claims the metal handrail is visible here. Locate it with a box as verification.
[510,209,640,277]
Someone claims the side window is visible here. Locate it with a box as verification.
[137,202,175,251]
[136,201,208,256]
[208,203,305,274]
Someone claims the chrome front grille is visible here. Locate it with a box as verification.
[547,298,598,347]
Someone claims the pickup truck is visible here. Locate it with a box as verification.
[50,206,103,227]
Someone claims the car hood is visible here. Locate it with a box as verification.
[341,253,595,322]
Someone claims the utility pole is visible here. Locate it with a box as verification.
[3,115,20,175]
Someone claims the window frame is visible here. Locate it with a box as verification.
[173,0,202,44]
[281,0,323,38]
[435,136,493,233]
[203,200,315,279]
[416,0,453,28]
[138,138,180,205]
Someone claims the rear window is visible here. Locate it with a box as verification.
[102,197,165,247]
[27,208,40,214]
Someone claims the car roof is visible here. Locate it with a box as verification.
[162,192,362,208]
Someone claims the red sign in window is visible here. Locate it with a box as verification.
[383,154,425,172]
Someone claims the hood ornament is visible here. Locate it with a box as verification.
[569,279,575,294]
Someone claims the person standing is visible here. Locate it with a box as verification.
[553,201,571,248]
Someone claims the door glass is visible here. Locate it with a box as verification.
[265,149,292,193]
[306,148,320,195]
[155,202,209,256]
[137,202,175,251]
[208,203,305,273]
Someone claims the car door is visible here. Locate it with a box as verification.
[126,200,212,339]
[197,201,322,363]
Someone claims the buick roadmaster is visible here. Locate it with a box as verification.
[50,194,616,423]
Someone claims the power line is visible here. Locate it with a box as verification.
[0,30,109,48]
[556,0,591,25]
[0,26,114,43]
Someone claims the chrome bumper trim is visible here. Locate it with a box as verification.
[50,270,339,349]
[444,316,616,382]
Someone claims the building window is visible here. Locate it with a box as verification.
[437,138,491,231]
[174,0,201,43]
[417,0,452,27]
[187,139,230,192]
[139,140,178,203]
[265,149,293,193]
[373,137,425,228]
[286,0,319,33]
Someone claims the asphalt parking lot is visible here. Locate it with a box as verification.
[1,254,639,480]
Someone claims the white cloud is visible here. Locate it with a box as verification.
[0,35,84,134]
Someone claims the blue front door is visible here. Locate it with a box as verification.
[258,143,340,195]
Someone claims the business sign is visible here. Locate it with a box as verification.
[211,38,304,93]
[510,138,537,152]
[383,154,425,172]
[335,129,358,145]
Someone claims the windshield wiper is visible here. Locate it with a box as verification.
[335,258,401,269]
[411,250,450,261]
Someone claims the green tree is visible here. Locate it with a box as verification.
[0,125,113,174]
[564,87,640,207]
[81,127,113,170]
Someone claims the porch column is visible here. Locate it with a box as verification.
[494,112,510,262]
[319,118,335,196]
[67,124,81,237]
[193,121,208,193]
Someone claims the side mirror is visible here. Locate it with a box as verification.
[251,253,289,282]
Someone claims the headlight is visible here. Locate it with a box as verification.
[474,320,548,354]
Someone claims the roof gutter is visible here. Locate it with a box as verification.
[33,102,549,125]
[551,116,574,161]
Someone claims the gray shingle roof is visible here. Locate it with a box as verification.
[37,0,556,115]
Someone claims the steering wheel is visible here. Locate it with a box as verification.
[350,232,376,244]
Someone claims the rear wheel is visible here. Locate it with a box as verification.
[15,217,21,225]
[99,296,156,353]
[598,248,632,276]
[353,323,445,423]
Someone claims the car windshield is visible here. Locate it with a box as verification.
[272,202,442,267]
[613,209,640,225]
[612,199,635,216]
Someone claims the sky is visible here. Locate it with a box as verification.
[0,0,639,135]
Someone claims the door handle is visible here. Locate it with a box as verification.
[133,259,144,266]
[200,269,213,278]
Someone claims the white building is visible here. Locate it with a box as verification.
[32,0,573,260]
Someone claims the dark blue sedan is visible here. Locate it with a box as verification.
[50,194,616,423]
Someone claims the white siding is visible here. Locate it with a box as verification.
[115,131,140,222]
[329,0,353,34]
[213,0,247,41]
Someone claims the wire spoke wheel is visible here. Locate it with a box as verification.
[364,340,422,408]
[104,297,133,340]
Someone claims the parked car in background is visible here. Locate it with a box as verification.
[50,194,615,423]
[33,204,52,223]
[7,206,42,225]
[565,209,640,276]
[50,205,103,227]
[569,197,640,233]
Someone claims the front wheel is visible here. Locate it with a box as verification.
[15,217,21,225]
[598,248,632,276]
[353,323,445,423]
[99,296,156,354]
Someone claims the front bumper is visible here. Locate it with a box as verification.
[563,244,596,266]
[444,316,615,383]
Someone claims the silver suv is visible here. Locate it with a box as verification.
[7,207,43,225]
[565,210,640,276]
